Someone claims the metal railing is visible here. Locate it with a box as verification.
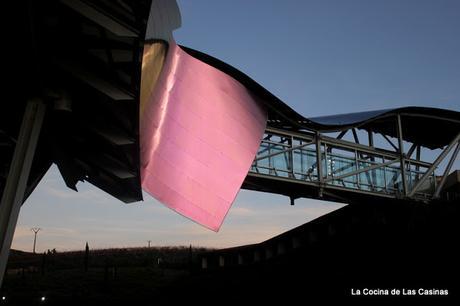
[250,128,443,201]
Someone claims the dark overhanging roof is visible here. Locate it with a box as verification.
[2,0,153,203]
[180,46,460,150]
[308,107,460,149]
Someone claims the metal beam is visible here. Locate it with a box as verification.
[0,99,46,286]
[368,130,374,147]
[382,134,399,152]
[337,130,347,140]
[315,133,323,183]
[408,133,460,197]
[322,135,399,160]
[433,142,460,198]
[288,136,294,178]
[352,128,360,144]
[416,145,421,173]
[406,143,417,159]
[90,125,135,145]
[245,172,396,200]
[368,130,377,187]
[397,115,408,196]
[60,0,138,37]
[324,157,400,183]
[265,127,315,140]
[254,140,314,162]
[57,59,134,101]
[321,136,431,168]
[266,127,429,167]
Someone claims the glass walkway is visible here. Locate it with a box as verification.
[249,128,440,201]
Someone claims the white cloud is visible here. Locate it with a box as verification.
[228,206,255,216]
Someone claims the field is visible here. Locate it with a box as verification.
[1,246,211,305]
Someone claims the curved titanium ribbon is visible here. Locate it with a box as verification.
[140,41,267,231]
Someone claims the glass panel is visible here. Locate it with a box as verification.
[293,146,317,181]
[251,133,437,199]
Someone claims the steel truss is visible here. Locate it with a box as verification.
[249,118,460,202]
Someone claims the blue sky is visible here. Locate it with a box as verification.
[12,0,460,252]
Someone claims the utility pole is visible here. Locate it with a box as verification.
[148,240,151,248]
[31,228,41,254]
[84,242,89,272]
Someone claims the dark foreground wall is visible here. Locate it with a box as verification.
[183,200,459,303]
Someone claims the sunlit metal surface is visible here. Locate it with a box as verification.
[145,0,181,42]
[140,41,267,231]
[140,42,168,116]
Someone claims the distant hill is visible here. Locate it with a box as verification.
[7,249,40,267]
[6,246,212,270]
[9,249,34,256]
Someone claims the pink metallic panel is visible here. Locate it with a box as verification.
[140,41,267,231]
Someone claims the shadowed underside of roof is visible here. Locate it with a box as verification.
[2,0,153,203]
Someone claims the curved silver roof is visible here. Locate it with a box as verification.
[180,46,460,149]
